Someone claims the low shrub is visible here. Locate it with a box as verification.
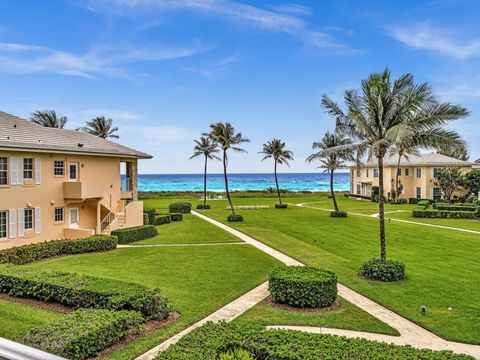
[219,349,254,360]
[0,235,117,265]
[371,186,379,202]
[275,203,288,209]
[169,202,192,214]
[269,266,337,308]
[144,209,156,225]
[196,204,211,210]
[0,265,170,319]
[388,198,408,204]
[433,203,477,212]
[359,258,406,282]
[155,215,172,225]
[170,213,183,221]
[412,210,479,219]
[111,225,157,244]
[330,210,347,217]
[21,309,144,360]
[227,214,244,222]
[155,322,471,360]
[417,200,430,206]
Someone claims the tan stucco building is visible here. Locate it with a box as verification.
[350,153,473,201]
[0,112,151,250]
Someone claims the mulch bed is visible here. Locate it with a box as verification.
[265,296,341,313]
[0,293,73,314]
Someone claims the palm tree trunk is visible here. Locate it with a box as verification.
[274,160,282,205]
[203,155,208,207]
[378,156,387,263]
[330,170,339,212]
[395,154,401,201]
[223,150,235,215]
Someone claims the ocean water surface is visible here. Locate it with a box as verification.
[137,173,350,192]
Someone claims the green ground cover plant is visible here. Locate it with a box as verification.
[169,202,192,214]
[111,225,158,244]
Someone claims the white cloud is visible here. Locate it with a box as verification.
[390,22,480,59]
[269,3,312,16]
[0,40,213,78]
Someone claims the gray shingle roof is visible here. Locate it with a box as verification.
[0,111,152,159]
[355,153,473,167]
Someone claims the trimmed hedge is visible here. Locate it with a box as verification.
[359,258,406,282]
[170,213,183,221]
[0,235,117,265]
[330,210,347,217]
[111,225,157,244]
[413,210,479,219]
[219,349,254,360]
[275,203,288,209]
[408,198,431,204]
[21,309,144,360]
[155,322,471,360]
[144,209,156,225]
[169,202,192,214]
[0,265,170,319]
[155,215,172,225]
[227,214,244,222]
[196,204,211,210]
[269,266,337,308]
[344,193,371,200]
[433,203,477,212]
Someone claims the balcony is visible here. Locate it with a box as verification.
[121,176,133,199]
[63,181,104,200]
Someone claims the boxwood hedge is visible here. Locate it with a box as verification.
[156,215,172,225]
[0,265,170,319]
[359,258,406,282]
[155,322,472,360]
[170,213,183,221]
[330,210,347,218]
[227,214,244,222]
[196,204,211,209]
[21,309,144,360]
[269,266,337,308]
[169,202,192,214]
[144,209,156,225]
[432,204,477,212]
[412,210,479,219]
[274,203,288,209]
[0,235,117,265]
[111,225,158,244]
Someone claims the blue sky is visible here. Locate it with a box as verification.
[0,0,479,174]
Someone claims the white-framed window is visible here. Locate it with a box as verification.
[433,187,442,201]
[356,168,361,177]
[0,211,7,239]
[23,158,33,179]
[356,184,361,195]
[54,207,64,223]
[433,168,441,178]
[397,168,402,176]
[416,187,421,199]
[24,208,33,230]
[54,160,65,176]
[0,157,7,185]
[416,168,422,178]
[405,168,410,176]
[373,168,379,177]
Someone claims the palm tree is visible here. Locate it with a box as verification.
[30,110,68,128]
[190,136,220,207]
[306,131,353,212]
[207,122,250,217]
[259,139,294,206]
[324,68,469,263]
[81,116,119,139]
[438,145,469,161]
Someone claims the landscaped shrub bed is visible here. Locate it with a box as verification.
[269,266,337,308]
[330,210,347,217]
[169,202,192,214]
[412,210,479,219]
[359,258,406,282]
[170,213,183,221]
[21,309,144,360]
[433,204,477,212]
[111,225,158,244]
[227,214,244,222]
[0,235,117,265]
[196,204,211,209]
[274,203,288,209]
[144,209,156,225]
[0,265,170,319]
[155,215,172,225]
[155,322,471,360]
[408,198,431,204]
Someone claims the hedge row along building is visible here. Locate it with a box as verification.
[0,112,151,250]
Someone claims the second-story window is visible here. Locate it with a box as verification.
[23,158,33,179]
[356,168,361,177]
[397,168,402,176]
[405,168,410,176]
[0,157,7,185]
[373,168,379,177]
[54,160,65,176]
[433,168,441,178]
[416,168,422,178]
[366,169,369,177]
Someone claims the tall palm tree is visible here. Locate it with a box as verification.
[306,131,353,212]
[438,145,469,161]
[190,136,220,207]
[30,110,68,128]
[324,68,469,263]
[207,122,250,217]
[81,116,119,139]
[259,139,294,206]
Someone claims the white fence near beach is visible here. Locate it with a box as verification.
[226,205,269,210]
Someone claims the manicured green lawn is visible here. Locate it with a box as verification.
[134,214,242,244]
[0,298,63,339]
[192,196,480,344]
[387,210,480,231]
[235,298,399,336]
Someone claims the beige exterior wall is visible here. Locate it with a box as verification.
[0,150,144,250]
[351,165,471,200]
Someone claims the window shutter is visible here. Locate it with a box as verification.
[10,157,17,185]
[18,209,24,237]
[9,210,16,238]
[17,157,23,184]
[35,158,41,184]
[35,207,41,234]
